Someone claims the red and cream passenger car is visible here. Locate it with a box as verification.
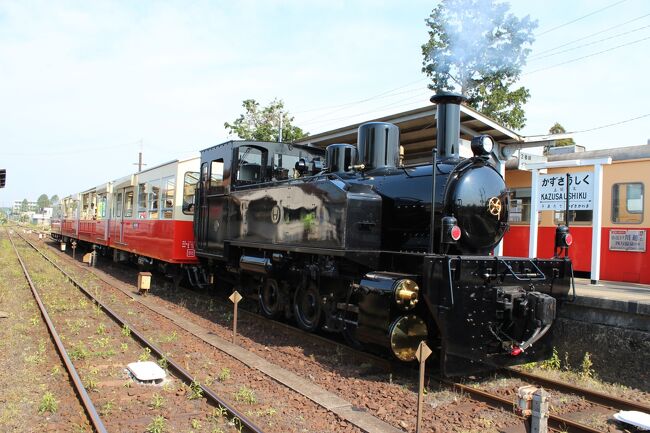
[53,157,200,269]
[503,145,650,284]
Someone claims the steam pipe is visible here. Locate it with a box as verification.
[429,148,437,254]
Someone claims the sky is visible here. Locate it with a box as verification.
[1,0,649,206]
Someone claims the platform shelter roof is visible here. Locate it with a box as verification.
[296,103,570,164]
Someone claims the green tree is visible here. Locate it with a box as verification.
[224,99,307,142]
[20,198,29,212]
[421,0,537,130]
[37,194,50,211]
[50,194,60,206]
[544,122,576,155]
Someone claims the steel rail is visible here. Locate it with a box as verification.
[6,230,109,433]
[442,379,605,433]
[503,367,650,413]
[15,231,266,433]
[30,229,629,433]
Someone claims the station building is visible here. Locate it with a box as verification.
[298,103,649,284]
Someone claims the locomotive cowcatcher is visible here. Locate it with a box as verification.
[194,92,573,375]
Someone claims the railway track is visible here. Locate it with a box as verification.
[8,228,265,433]
[29,230,648,433]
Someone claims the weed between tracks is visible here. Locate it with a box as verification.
[518,347,633,397]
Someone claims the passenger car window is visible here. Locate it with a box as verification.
[612,182,644,224]
[125,190,134,218]
[149,181,160,219]
[508,188,531,224]
[162,176,175,219]
[183,172,199,215]
[138,183,147,218]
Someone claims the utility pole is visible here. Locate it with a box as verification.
[278,112,283,142]
[133,139,146,172]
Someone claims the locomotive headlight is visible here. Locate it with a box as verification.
[471,134,495,156]
[394,279,419,310]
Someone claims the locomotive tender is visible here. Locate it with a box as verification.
[194,92,573,375]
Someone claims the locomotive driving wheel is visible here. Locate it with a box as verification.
[293,281,322,332]
[259,278,282,319]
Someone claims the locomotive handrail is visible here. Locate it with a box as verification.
[496,257,546,282]
[441,256,455,309]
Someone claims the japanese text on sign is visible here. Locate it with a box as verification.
[538,172,594,211]
[609,229,646,252]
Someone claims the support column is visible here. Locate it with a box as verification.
[495,158,505,256]
[590,163,604,284]
[528,169,540,258]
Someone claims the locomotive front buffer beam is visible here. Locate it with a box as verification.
[423,255,572,376]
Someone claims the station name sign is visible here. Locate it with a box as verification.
[538,172,594,211]
[609,229,646,252]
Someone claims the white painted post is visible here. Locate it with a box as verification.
[495,158,505,256]
[590,163,604,284]
[528,169,540,258]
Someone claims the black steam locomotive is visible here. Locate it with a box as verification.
[194,93,572,375]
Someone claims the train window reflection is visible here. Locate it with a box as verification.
[115,193,123,218]
[149,182,160,219]
[210,159,224,192]
[508,188,531,224]
[236,146,265,185]
[183,171,199,214]
[273,154,299,180]
[554,210,592,225]
[612,182,644,224]
[162,176,175,219]
[138,183,147,218]
[125,190,134,218]
[98,194,107,219]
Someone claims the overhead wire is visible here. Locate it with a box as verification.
[293,77,428,114]
[570,113,650,134]
[3,140,143,157]
[529,23,650,62]
[524,34,650,74]
[298,85,427,123]
[535,0,629,37]
[299,90,432,128]
[531,12,650,57]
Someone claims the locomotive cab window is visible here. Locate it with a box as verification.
[612,182,644,224]
[209,159,224,194]
[235,146,267,186]
[273,153,299,180]
[183,171,199,214]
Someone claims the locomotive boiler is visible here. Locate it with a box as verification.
[194,92,572,375]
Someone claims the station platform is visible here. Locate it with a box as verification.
[575,278,650,304]
[560,278,650,332]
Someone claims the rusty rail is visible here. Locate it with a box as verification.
[7,229,109,433]
[503,367,650,413]
[14,230,266,433]
[442,379,605,433]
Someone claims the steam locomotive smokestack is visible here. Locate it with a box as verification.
[430,92,466,160]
